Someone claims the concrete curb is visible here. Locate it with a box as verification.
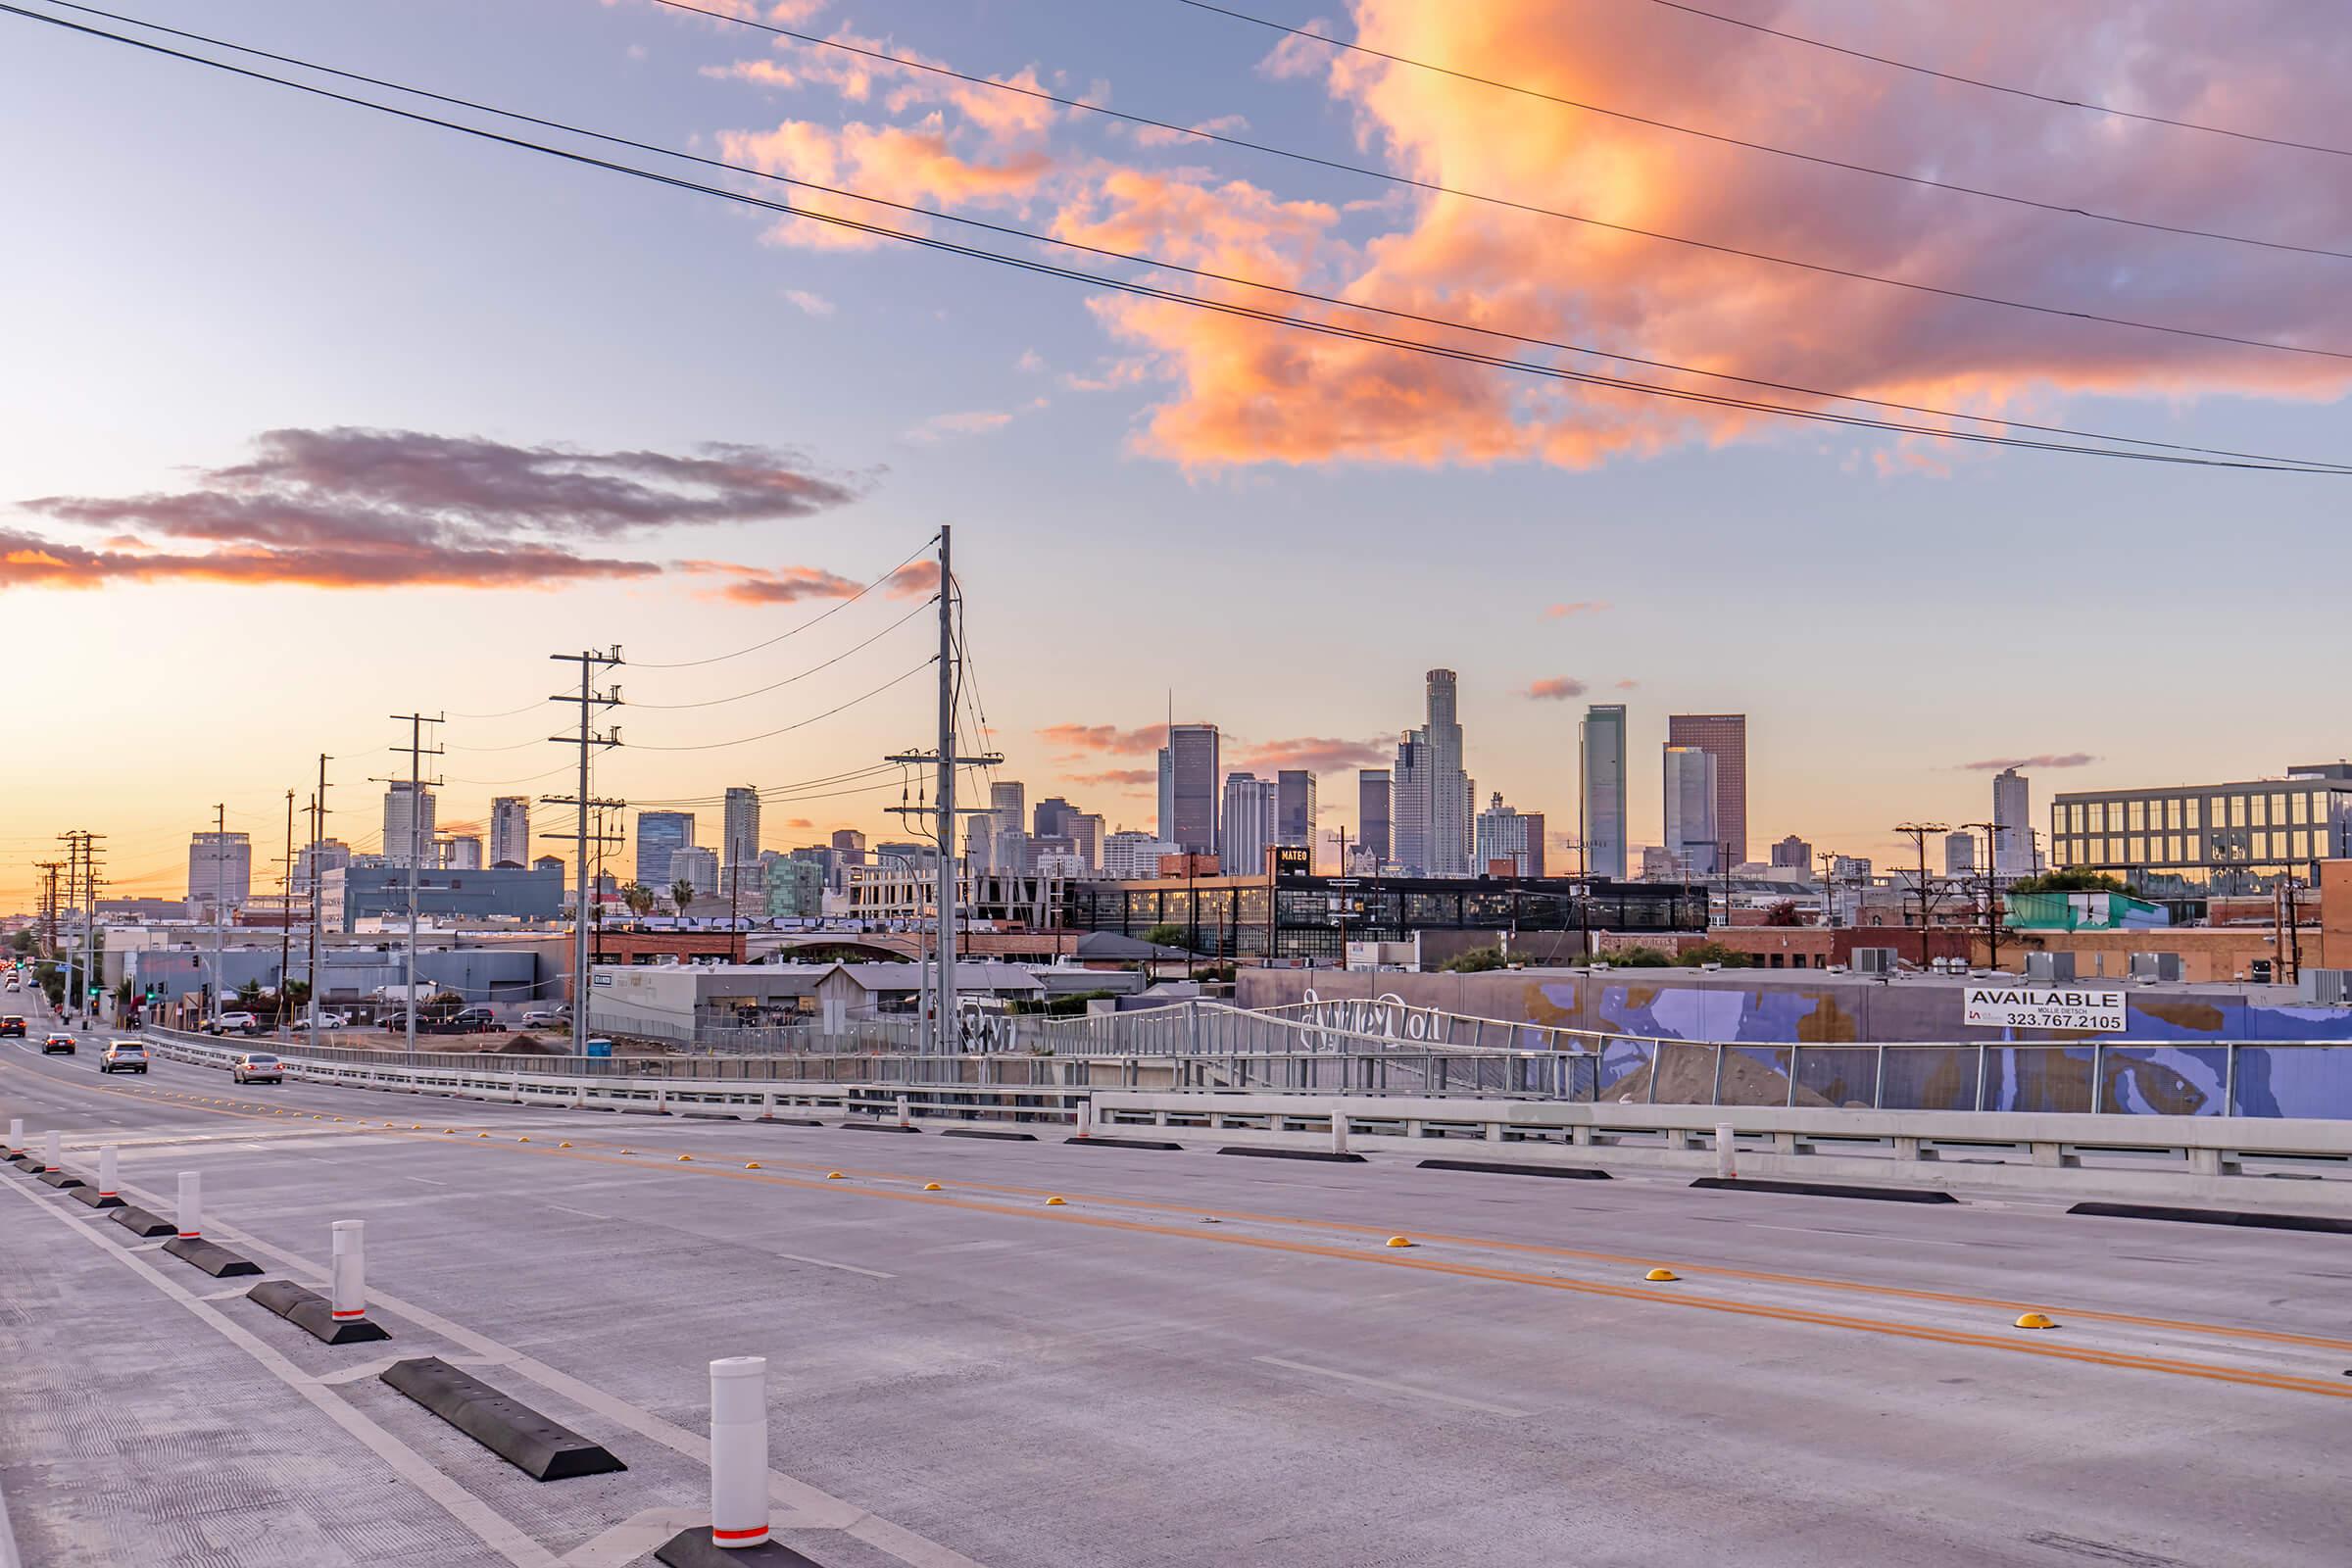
[2067,1200,2352,1236]
[163,1237,264,1277]
[1690,1176,1959,1204]
[1417,1158,1612,1181]
[839,1121,919,1134]
[110,1204,174,1239]
[754,1118,829,1128]
[247,1280,392,1345]
[940,1129,1038,1141]
[382,1357,626,1481]
[1065,1136,1185,1152]
[1218,1147,1366,1164]
[70,1186,124,1209]
[655,1528,821,1566]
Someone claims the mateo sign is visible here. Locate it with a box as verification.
[1962,985,2128,1032]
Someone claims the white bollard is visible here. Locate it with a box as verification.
[895,1094,910,1129]
[98,1146,119,1199]
[708,1356,769,1549]
[1331,1111,1351,1156]
[1714,1122,1737,1181]
[176,1171,202,1240]
[6,1116,21,1153]
[42,1130,61,1173]
[330,1220,367,1322]
[1073,1098,1094,1140]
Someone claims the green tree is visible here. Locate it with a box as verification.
[670,878,697,916]
[1141,923,1192,952]
[2007,868,2134,896]
[1438,946,1507,973]
[622,882,656,919]
[236,978,264,1009]
[1680,941,1756,969]
[1605,945,1677,968]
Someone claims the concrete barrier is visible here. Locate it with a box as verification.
[248,1279,391,1345]
[163,1237,263,1278]
[110,1204,174,1239]
[381,1357,624,1481]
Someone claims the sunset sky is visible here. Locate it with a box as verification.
[3,0,2347,907]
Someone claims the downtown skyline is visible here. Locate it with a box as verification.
[2,0,2346,908]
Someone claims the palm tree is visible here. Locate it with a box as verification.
[622,882,656,920]
[670,877,696,917]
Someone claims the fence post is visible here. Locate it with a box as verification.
[1709,1044,1725,1105]
[2223,1044,2238,1117]
[2089,1041,2105,1115]
[1785,1045,1800,1107]
[708,1356,770,1549]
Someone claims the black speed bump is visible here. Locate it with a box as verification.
[72,1185,125,1209]
[940,1129,1038,1141]
[1690,1176,1958,1204]
[248,1280,391,1346]
[1065,1136,1185,1152]
[841,1120,920,1134]
[656,1529,822,1566]
[2067,1200,2352,1235]
[35,1169,85,1191]
[381,1357,625,1481]
[1418,1158,1612,1180]
[162,1237,264,1277]
[1217,1147,1366,1164]
[111,1204,174,1239]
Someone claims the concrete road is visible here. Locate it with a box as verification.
[2,1024,2346,1567]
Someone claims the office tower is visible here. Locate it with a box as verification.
[1662,744,1720,877]
[1665,714,1748,867]
[441,835,484,871]
[1770,834,1811,869]
[1357,769,1392,862]
[1944,831,1977,878]
[488,797,531,867]
[830,828,867,861]
[1033,797,1077,841]
[1580,704,1628,880]
[1068,813,1103,871]
[1155,724,1220,856]
[714,785,761,906]
[1993,766,2033,876]
[1275,770,1318,849]
[1475,794,1545,877]
[635,810,695,888]
[187,831,252,917]
[1102,830,1178,880]
[667,845,719,898]
[1220,773,1275,878]
[296,838,352,884]
[1393,670,1470,875]
[382,781,437,870]
[1831,855,1873,883]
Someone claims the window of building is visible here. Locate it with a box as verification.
[2165,799,2182,831]
[2291,793,2310,825]
[2186,798,2204,828]
[2126,801,2142,831]
[2230,796,2247,828]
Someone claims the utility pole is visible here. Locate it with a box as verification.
[1816,849,1839,930]
[33,861,63,961]
[212,805,227,1024]
[278,789,295,1037]
[1959,820,2006,971]
[380,715,445,1054]
[308,754,330,1032]
[1718,839,1734,930]
[885,526,990,1053]
[57,832,85,1016]
[1892,822,1948,967]
[82,832,103,1026]
[546,649,622,1056]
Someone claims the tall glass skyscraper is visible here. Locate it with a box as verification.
[1357,769,1392,863]
[1662,744,1720,876]
[1275,770,1318,849]
[1579,704,1628,880]
[635,810,694,888]
[1394,670,1472,876]
[1160,723,1221,856]
[1666,713,1748,866]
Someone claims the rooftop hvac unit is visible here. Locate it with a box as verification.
[1851,947,1897,975]
[2129,953,2183,984]
[2302,970,2352,1006]
[2025,952,2077,983]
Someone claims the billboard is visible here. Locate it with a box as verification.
[1962,985,2127,1032]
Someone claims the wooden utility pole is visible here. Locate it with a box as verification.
[1893,822,1950,966]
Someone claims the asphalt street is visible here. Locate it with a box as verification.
[1,1010,2346,1567]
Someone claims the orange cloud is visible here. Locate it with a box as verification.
[1524,676,1588,701]
[1543,601,1608,619]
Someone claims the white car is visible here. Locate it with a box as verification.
[205,1011,262,1036]
[520,1008,566,1028]
[288,1012,350,1031]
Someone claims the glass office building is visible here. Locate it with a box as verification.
[2049,765,2352,903]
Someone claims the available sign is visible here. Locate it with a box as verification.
[1962,985,2127,1032]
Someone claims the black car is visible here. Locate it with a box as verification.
[0,1016,25,1038]
[41,1032,75,1055]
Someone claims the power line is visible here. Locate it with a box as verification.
[12,3,2347,474]
[624,657,938,752]
[1640,0,2352,162]
[627,533,939,668]
[625,594,934,709]
[1155,0,2351,262]
[21,2,2347,472]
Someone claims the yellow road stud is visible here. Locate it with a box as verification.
[745,1161,761,1169]
[922,1182,942,1191]
[2014,1311,2057,1331]
[1385,1236,1414,1249]
[1045,1196,1067,1206]
[825,1170,846,1180]
[559,1141,572,1149]
[1644,1267,1680,1282]
[678,1154,694,1162]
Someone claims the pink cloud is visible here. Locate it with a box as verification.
[1525,676,1589,701]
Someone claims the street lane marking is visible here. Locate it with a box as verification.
[768,1250,894,1280]
[1254,1355,1530,1417]
[537,1202,610,1221]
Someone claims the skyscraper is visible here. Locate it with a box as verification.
[1580,704,1628,881]
[1275,770,1318,850]
[636,810,695,888]
[382,781,437,870]
[1663,744,1720,876]
[1032,797,1076,841]
[1068,812,1103,871]
[1945,830,1978,877]
[1770,834,1811,869]
[1993,766,2033,876]
[721,786,761,905]
[187,830,252,917]
[668,845,719,898]
[1161,724,1220,856]
[1665,713,1748,867]
[1357,769,1392,863]
[1219,772,1275,878]
[1394,670,1471,875]
[489,796,531,867]
[1474,794,1545,877]
[440,835,484,871]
